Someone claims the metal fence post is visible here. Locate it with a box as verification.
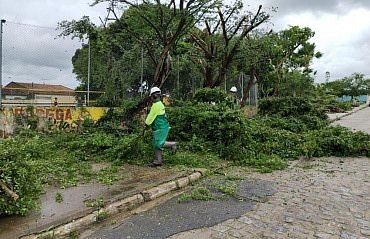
[0,19,6,107]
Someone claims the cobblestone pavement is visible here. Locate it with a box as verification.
[169,157,370,239]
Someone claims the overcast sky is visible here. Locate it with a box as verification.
[1,0,370,89]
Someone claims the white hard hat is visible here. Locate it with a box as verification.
[230,86,237,93]
[149,87,161,96]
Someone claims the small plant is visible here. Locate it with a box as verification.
[39,231,56,239]
[177,186,216,203]
[96,165,122,185]
[96,210,109,222]
[85,197,105,209]
[213,182,238,197]
[225,175,244,181]
[69,230,80,239]
[55,192,63,203]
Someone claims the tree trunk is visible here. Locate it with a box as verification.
[0,180,19,201]
[241,68,257,107]
[153,47,172,88]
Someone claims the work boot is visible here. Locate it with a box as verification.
[149,148,163,167]
[163,141,177,153]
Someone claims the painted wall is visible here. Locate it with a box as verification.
[0,106,108,136]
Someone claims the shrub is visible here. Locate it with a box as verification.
[258,96,327,119]
[193,88,230,104]
[305,126,370,157]
[104,134,152,164]
[257,115,328,133]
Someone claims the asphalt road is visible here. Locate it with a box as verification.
[84,178,275,239]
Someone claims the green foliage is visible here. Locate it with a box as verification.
[304,126,370,157]
[213,181,238,197]
[258,96,327,119]
[234,154,287,173]
[0,131,148,216]
[177,186,216,202]
[2,94,370,217]
[55,193,63,203]
[323,73,370,97]
[96,165,122,185]
[324,100,352,113]
[168,98,370,171]
[103,134,152,165]
[165,151,221,168]
[0,136,53,215]
[193,88,231,105]
[249,125,304,160]
[69,231,80,239]
[96,210,109,222]
[257,115,328,133]
[85,197,105,209]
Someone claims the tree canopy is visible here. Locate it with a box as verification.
[58,1,325,109]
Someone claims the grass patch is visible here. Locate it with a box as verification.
[296,162,320,169]
[85,197,105,209]
[96,165,122,185]
[213,181,238,197]
[177,186,216,202]
[69,231,80,239]
[234,154,288,173]
[165,151,221,168]
[225,175,244,181]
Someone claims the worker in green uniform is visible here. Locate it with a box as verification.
[145,87,176,167]
[228,86,240,108]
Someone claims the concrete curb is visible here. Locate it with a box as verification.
[21,170,206,239]
[329,103,369,122]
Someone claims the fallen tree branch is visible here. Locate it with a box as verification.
[0,180,19,201]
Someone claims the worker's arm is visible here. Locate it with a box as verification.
[145,102,161,126]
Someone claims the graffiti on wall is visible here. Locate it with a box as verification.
[0,107,108,136]
[11,107,108,123]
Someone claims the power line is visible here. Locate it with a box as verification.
[6,21,56,30]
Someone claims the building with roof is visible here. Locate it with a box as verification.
[2,82,76,106]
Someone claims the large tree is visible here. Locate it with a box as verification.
[189,1,269,88]
[58,16,150,105]
[92,0,217,89]
[267,26,322,96]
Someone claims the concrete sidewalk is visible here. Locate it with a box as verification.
[0,164,196,239]
[331,104,370,134]
[327,103,369,121]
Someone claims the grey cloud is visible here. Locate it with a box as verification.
[0,0,108,88]
[2,22,81,87]
[262,0,370,15]
[3,61,78,88]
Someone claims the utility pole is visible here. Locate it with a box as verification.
[87,38,91,106]
[140,46,144,98]
[0,19,6,107]
[177,55,180,98]
[241,72,244,100]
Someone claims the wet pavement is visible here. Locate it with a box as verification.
[83,177,275,239]
[0,164,185,239]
